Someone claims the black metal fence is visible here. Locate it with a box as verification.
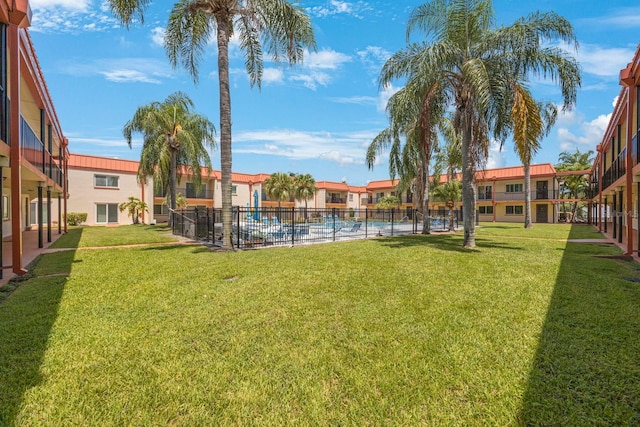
[170,207,460,249]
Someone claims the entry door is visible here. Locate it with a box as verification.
[536,181,548,199]
[536,204,548,223]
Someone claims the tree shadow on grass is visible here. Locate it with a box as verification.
[373,233,524,252]
[0,250,74,424]
[49,227,84,249]
[519,225,640,424]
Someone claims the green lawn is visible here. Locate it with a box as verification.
[1,223,639,425]
[50,225,176,248]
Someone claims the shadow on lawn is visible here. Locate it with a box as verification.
[519,224,640,424]
[0,250,75,424]
[375,233,524,252]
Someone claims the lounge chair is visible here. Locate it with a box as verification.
[272,216,281,225]
[341,222,362,233]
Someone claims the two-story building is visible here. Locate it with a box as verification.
[591,43,640,255]
[0,0,69,278]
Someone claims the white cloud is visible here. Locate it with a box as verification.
[557,113,611,151]
[376,83,401,113]
[30,0,118,33]
[234,128,379,167]
[580,7,640,28]
[576,43,638,77]
[262,68,284,84]
[30,0,90,10]
[150,27,165,47]
[485,140,507,170]
[308,0,371,19]
[304,49,351,70]
[356,45,391,74]
[61,58,174,84]
[100,69,161,84]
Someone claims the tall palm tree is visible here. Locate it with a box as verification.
[108,0,316,250]
[123,92,216,226]
[292,173,317,211]
[508,86,557,228]
[382,0,580,248]
[367,78,447,234]
[264,172,293,208]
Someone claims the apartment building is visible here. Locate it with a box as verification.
[591,44,640,255]
[65,154,152,226]
[0,1,69,277]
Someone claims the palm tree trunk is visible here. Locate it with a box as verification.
[421,152,430,234]
[524,161,532,228]
[217,18,233,250]
[169,145,177,228]
[461,110,476,248]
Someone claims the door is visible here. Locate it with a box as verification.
[536,204,548,223]
[536,181,548,199]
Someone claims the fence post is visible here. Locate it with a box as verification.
[391,208,395,236]
[291,207,296,246]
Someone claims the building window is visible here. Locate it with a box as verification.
[506,184,523,193]
[94,175,119,188]
[349,194,353,201]
[506,205,523,215]
[231,185,237,195]
[479,206,493,214]
[29,201,49,225]
[153,204,168,215]
[186,182,206,198]
[478,185,492,200]
[96,203,119,223]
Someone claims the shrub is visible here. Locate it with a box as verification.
[67,212,87,226]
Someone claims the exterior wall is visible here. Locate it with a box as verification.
[66,167,152,225]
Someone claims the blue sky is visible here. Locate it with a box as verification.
[28,0,639,186]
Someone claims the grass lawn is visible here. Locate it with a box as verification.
[49,225,177,248]
[1,223,639,425]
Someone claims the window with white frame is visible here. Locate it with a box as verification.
[505,183,523,193]
[96,203,119,223]
[231,185,237,195]
[94,174,119,188]
[506,205,523,215]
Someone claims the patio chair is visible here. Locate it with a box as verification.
[341,222,362,233]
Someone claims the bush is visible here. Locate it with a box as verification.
[67,212,87,226]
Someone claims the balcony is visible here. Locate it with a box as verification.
[481,190,559,201]
[154,186,213,199]
[20,116,64,187]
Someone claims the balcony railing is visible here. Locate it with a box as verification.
[602,147,626,190]
[154,186,213,199]
[20,116,64,186]
[479,190,560,201]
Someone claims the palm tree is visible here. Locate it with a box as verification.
[431,180,462,231]
[382,0,580,248]
[556,149,594,221]
[292,173,317,220]
[508,88,557,228]
[367,78,447,234]
[119,196,149,224]
[107,0,316,250]
[123,92,216,227]
[264,172,293,209]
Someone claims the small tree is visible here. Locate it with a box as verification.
[119,197,149,224]
[431,180,462,231]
